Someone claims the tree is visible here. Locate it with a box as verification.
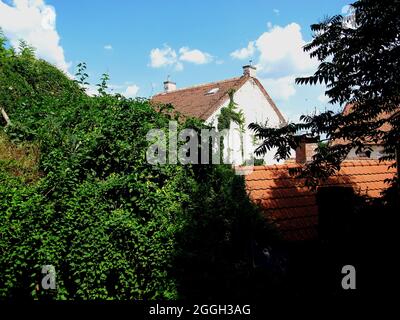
[250,0,400,194]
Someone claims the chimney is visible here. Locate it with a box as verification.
[295,134,319,163]
[243,64,257,77]
[163,80,176,93]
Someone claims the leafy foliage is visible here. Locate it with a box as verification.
[217,89,245,131]
[97,73,110,96]
[0,34,272,300]
[250,0,400,190]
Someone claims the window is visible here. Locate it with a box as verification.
[205,88,219,95]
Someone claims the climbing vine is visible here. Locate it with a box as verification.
[217,89,246,162]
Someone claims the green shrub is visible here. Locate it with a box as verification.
[0,34,274,300]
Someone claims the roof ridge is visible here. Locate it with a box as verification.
[252,77,287,124]
[248,160,393,171]
[251,164,300,171]
[152,76,244,97]
[341,160,392,167]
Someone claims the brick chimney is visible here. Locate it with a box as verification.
[295,135,318,163]
[163,80,176,93]
[243,64,257,77]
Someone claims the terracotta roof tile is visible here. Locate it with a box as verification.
[151,77,247,120]
[245,160,396,241]
[151,75,286,123]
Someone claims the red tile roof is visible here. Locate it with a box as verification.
[244,160,396,241]
[151,75,285,123]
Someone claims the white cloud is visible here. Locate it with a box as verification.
[85,83,140,98]
[273,8,280,15]
[179,47,212,64]
[149,45,213,71]
[231,23,317,76]
[261,76,296,101]
[230,41,255,60]
[0,0,70,73]
[149,45,179,68]
[85,84,98,97]
[230,22,319,101]
[124,84,139,98]
[255,23,318,75]
[104,44,113,50]
[341,4,354,15]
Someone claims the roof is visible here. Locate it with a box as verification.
[151,75,286,123]
[344,102,394,133]
[332,103,393,146]
[244,160,396,241]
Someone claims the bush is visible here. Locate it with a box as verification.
[0,35,273,300]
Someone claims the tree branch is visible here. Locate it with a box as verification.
[0,107,11,126]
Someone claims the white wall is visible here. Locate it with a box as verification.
[206,78,284,165]
[346,145,385,160]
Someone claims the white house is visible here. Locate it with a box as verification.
[151,65,286,165]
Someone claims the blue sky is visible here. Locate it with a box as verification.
[0,0,351,120]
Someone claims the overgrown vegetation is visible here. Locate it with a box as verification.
[0,32,275,300]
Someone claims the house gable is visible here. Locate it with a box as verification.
[151,72,287,164]
[206,77,285,125]
[202,78,287,164]
[151,75,285,125]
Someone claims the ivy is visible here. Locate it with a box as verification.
[217,89,244,131]
[217,89,246,161]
